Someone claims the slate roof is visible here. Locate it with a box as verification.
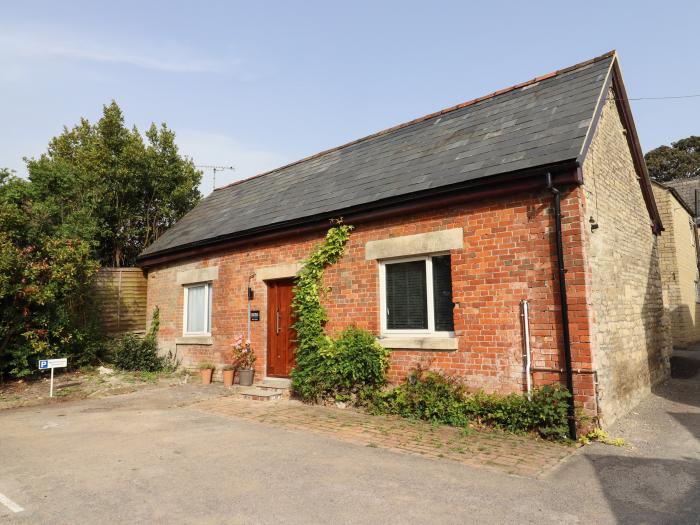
[663,177,700,218]
[140,52,615,260]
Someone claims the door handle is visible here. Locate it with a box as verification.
[276,308,281,335]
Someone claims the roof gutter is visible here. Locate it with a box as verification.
[137,163,581,268]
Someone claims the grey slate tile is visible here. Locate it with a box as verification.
[140,54,614,258]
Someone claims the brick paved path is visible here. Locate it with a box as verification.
[192,396,573,478]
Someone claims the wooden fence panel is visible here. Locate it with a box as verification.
[93,268,147,335]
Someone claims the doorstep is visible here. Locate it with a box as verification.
[236,386,284,401]
[261,377,292,389]
[233,377,291,401]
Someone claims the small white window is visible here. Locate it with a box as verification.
[183,283,212,335]
[379,254,454,337]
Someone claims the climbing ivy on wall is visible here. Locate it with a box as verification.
[291,220,390,402]
[290,221,354,399]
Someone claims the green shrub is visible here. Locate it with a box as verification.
[112,308,179,373]
[368,368,571,440]
[293,326,389,402]
[113,333,163,372]
[368,368,470,427]
[463,391,530,432]
[332,327,389,392]
[292,222,391,403]
[527,384,572,440]
[0,189,103,379]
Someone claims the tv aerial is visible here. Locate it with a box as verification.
[195,165,235,192]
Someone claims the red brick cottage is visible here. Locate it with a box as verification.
[137,51,670,428]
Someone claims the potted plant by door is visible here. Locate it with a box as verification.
[222,364,235,387]
[198,362,215,385]
[232,335,257,387]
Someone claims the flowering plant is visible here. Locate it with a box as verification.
[231,335,256,369]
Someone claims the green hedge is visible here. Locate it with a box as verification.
[367,368,571,440]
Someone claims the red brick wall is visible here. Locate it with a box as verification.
[145,186,597,415]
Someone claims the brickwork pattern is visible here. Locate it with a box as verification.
[192,396,573,478]
[146,190,589,402]
[581,91,672,426]
[652,184,700,348]
[148,98,685,425]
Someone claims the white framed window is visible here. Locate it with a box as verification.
[183,283,212,336]
[379,254,454,336]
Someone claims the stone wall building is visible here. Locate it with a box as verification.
[581,92,671,425]
[652,181,700,349]
[664,176,700,228]
[137,52,670,430]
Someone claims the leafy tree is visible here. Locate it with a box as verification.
[26,101,202,267]
[645,136,700,182]
[0,169,100,378]
[0,101,201,378]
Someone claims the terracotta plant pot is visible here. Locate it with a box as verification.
[200,368,213,385]
[238,368,254,386]
[222,369,235,387]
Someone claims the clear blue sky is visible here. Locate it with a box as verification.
[2,0,699,193]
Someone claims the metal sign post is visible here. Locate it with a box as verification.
[38,358,68,397]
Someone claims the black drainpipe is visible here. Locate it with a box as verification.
[546,172,577,440]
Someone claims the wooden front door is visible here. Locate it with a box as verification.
[266,279,296,377]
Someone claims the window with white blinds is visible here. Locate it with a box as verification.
[380,255,454,335]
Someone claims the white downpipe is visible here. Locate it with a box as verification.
[521,299,532,399]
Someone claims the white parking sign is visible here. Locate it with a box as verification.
[39,358,67,370]
[38,358,67,397]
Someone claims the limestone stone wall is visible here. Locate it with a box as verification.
[652,183,700,348]
[581,89,671,426]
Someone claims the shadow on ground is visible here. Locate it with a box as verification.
[585,454,699,523]
[671,349,700,379]
[585,348,700,524]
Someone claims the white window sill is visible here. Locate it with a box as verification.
[377,337,458,351]
[176,336,213,345]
